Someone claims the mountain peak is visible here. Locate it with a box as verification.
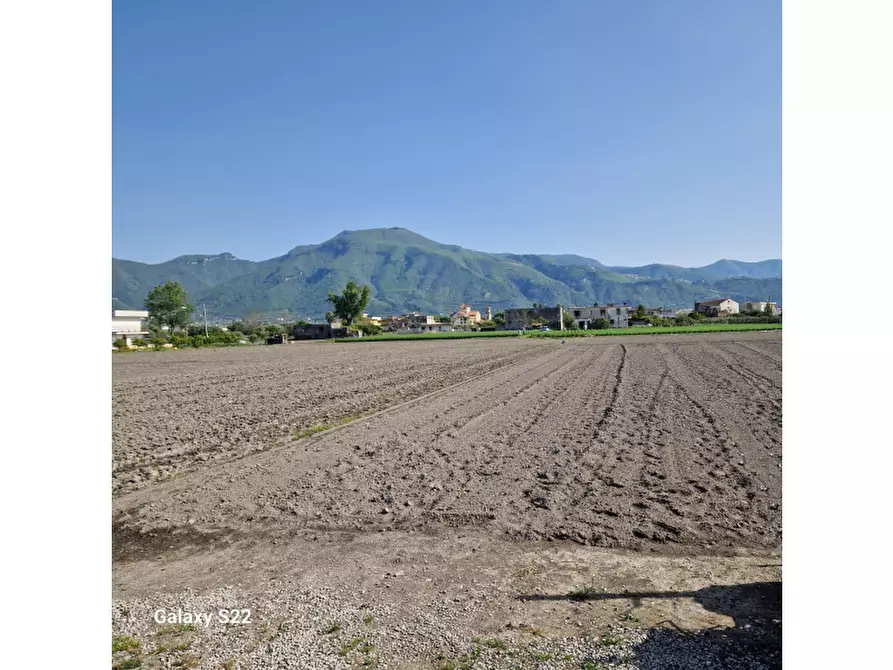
[113,230,782,318]
[329,227,440,246]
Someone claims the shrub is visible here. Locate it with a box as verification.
[593,318,611,330]
[169,335,189,348]
[113,338,128,349]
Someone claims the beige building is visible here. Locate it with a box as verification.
[694,298,740,317]
[451,304,482,329]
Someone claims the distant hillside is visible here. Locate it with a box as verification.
[112,253,258,310]
[112,228,781,320]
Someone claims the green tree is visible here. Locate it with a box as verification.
[325,311,336,325]
[634,304,647,320]
[145,281,193,332]
[593,317,611,330]
[356,322,382,336]
[562,312,578,330]
[493,312,505,326]
[763,302,774,315]
[326,282,371,327]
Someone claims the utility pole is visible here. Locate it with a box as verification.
[203,304,209,336]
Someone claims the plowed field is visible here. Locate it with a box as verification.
[114,332,781,552]
[113,332,782,669]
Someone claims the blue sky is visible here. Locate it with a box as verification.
[113,0,780,267]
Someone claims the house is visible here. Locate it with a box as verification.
[407,313,436,327]
[741,301,779,315]
[361,313,383,326]
[647,308,678,319]
[504,306,564,331]
[405,322,454,334]
[568,305,630,329]
[112,309,149,346]
[451,304,482,330]
[292,323,357,339]
[694,298,740,317]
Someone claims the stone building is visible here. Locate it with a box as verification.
[503,306,564,330]
[694,298,740,317]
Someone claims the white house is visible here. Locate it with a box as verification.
[112,309,149,346]
[742,301,779,315]
[567,305,631,329]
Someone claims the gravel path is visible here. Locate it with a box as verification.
[113,574,780,669]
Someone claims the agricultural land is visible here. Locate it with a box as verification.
[113,332,782,669]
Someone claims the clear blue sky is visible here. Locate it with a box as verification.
[113,0,780,267]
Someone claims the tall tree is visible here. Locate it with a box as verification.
[145,281,193,332]
[326,282,371,327]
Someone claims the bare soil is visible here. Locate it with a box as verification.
[113,338,551,495]
[112,332,782,668]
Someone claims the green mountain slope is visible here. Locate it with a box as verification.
[112,228,781,320]
[112,253,258,309]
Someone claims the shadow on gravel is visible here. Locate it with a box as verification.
[112,520,246,563]
[519,581,781,669]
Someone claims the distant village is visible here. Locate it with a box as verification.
[290,298,781,340]
[113,297,780,346]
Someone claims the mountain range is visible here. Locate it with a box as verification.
[112,228,782,321]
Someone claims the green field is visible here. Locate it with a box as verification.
[330,323,781,343]
[529,323,782,338]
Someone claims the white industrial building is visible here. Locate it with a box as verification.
[112,309,149,346]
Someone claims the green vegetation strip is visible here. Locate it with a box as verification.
[332,323,780,343]
[293,413,366,440]
[529,323,782,338]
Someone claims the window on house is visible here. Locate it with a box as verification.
[574,310,580,317]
